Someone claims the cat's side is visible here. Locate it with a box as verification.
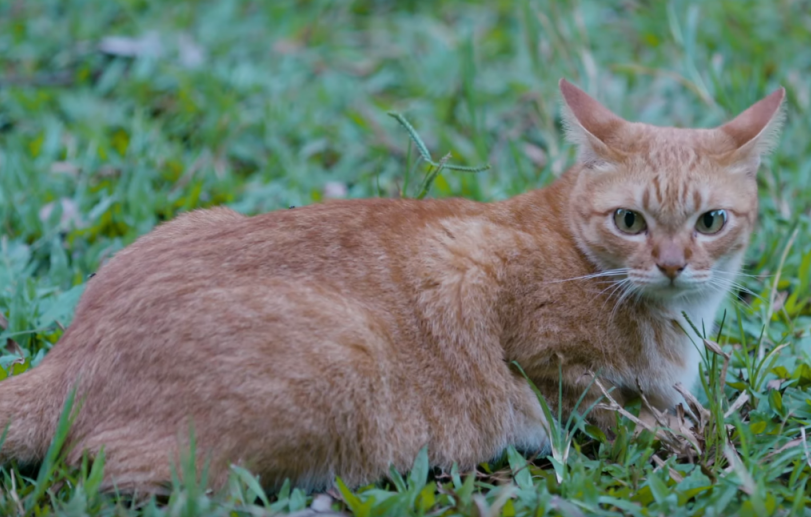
[0,80,784,493]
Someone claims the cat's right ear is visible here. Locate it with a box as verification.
[559,78,626,165]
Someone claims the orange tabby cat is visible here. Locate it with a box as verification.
[0,80,784,493]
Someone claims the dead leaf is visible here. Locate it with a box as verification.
[310,493,334,512]
[99,32,163,58]
[98,165,121,178]
[177,34,205,69]
[724,392,750,419]
[723,445,755,495]
[9,470,23,516]
[549,496,586,517]
[523,142,547,168]
[39,198,83,229]
[766,379,783,391]
[50,161,80,176]
[0,313,23,357]
[772,290,788,313]
[674,382,711,428]
[287,509,346,517]
[486,485,517,517]
[593,377,657,434]
[471,494,490,517]
[323,181,348,199]
[762,438,803,463]
[702,339,727,357]
[703,339,730,393]
[651,454,684,482]
[273,39,302,55]
[597,375,703,461]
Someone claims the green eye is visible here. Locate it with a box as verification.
[613,209,647,235]
[696,210,727,234]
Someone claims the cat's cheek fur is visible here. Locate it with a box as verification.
[568,210,634,272]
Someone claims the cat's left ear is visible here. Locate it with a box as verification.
[717,87,786,171]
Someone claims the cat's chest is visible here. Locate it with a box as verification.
[631,323,700,408]
[617,295,721,410]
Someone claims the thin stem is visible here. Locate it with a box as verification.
[760,226,799,361]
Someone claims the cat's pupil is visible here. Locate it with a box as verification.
[703,213,714,228]
[624,211,635,228]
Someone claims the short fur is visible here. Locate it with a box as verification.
[0,80,784,493]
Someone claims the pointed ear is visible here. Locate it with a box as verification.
[717,87,785,170]
[559,78,626,164]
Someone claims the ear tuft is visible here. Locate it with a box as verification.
[559,79,625,165]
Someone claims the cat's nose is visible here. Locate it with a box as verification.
[654,239,687,280]
[657,262,685,280]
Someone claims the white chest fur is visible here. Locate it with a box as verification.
[617,290,725,410]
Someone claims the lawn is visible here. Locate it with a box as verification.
[1,0,810,515]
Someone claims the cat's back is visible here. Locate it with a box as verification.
[68,197,499,340]
[73,190,586,338]
[92,197,486,286]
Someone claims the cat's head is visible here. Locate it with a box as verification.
[559,79,785,302]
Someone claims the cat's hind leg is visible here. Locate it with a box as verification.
[70,430,180,495]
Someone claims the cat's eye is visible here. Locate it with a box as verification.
[696,210,727,235]
[613,209,647,235]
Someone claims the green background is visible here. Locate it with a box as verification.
[1,0,810,515]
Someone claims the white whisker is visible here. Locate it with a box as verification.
[708,276,760,298]
[544,268,630,285]
[703,279,762,306]
[599,278,633,312]
[609,281,638,323]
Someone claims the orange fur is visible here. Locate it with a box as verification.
[0,80,784,493]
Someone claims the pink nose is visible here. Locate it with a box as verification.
[657,263,685,280]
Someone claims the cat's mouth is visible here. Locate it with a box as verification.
[643,283,697,297]
[626,271,708,300]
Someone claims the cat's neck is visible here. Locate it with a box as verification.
[494,168,578,234]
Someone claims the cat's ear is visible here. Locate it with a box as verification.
[716,87,785,171]
[559,78,626,165]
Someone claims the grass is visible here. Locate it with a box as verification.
[1,0,810,515]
